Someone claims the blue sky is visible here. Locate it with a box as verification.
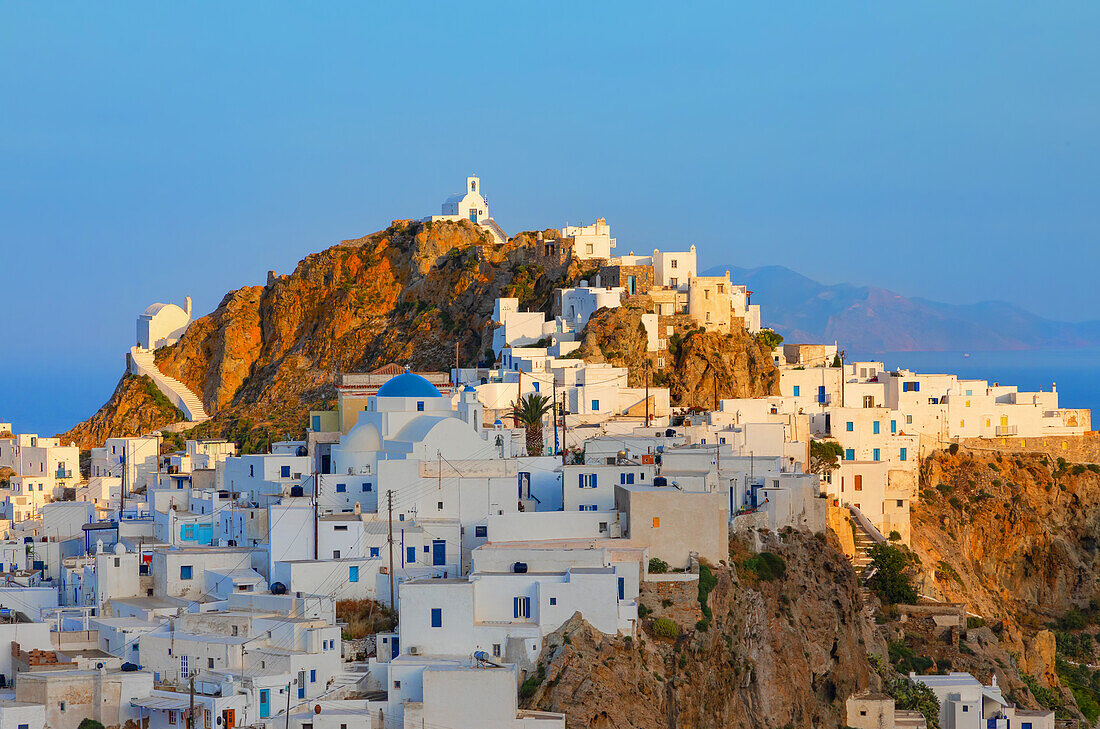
[2,3,1098,433]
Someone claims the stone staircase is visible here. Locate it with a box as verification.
[847,505,888,611]
[129,346,209,423]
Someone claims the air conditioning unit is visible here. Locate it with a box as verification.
[408,646,419,655]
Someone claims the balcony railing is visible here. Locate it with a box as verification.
[995,425,1018,436]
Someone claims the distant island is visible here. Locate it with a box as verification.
[708,264,1100,352]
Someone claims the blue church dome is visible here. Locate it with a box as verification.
[376,372,444,398]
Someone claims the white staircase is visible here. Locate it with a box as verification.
[129,347,209,423]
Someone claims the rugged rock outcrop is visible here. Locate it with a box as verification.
[523,531,882,728]
[63,374,184,449]
[571,307,780,406]
[666,328,780,407]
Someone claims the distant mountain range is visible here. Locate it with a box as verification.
[705,265,1100,352]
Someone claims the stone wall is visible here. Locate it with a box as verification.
[957,433,1100,464]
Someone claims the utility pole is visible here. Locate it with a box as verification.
[455,341,460,391]
[284,679,292,729]
[645,362,651,427]
[437,451,442,491]
[713,373,718,412]
[560,397,568,466]
[387,490,395,613]
[187,672,196,729]
[313,470,319,560]
[552,378,559,455]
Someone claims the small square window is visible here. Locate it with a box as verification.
[475,525,487,538]
[549,597,557,605]
[394,680,401,689]
[417,401,425,412]
[437,501,444,510]
[180,565,193,580]
[336,483,346,493]
[652,517,660,528]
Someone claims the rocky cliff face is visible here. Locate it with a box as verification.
[523,531,882,728]
[64,221,579,449]
[913,448,1100,626]
[63,374,185,449]
[571,307,780,406]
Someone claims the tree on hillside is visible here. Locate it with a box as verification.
[757,329,784,350]
[866,543,919,605]
[809,440,845,476]
[511,393,554,456]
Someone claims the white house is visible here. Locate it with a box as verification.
[561,218,616,260]
[652,246,696,290]
[558,283,624,330]
[909,672,1053,729]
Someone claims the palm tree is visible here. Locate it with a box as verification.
[511,392,554,456]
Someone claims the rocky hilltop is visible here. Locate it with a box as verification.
[63,220,776,450]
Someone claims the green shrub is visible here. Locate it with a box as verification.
[519,663,546,699]
[967,616,986,629]
[78,721,106,729]
[948,443,959,455]
[697,564,718,621]
[648,558,669,574]
[888,530,902,542]
[743,552,786,582]
[651,617,680,639]
[948,496,963,510]
[637,603,651,618]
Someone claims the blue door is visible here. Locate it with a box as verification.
[432,540,446,566]
[391,636,400,659]
[260,690,270,718]
[406,546,416,564]
[298,671,305,698]
[618,576,625,601]
[469,210,478,222]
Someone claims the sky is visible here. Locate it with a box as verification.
[1,2,1098,434]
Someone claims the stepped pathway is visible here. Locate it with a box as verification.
[847,505,887,611]
[129,346,209,423]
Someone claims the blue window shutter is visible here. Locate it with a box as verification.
[793,385,800,396]
[578,473,584,488]
[873,449,880,461]
[620,473,625,485]
[591,473,598,488]
[914,382,920,392]
[627,473,634,484]
[513,597,520,618]
[845,449,854,461]
[900,448,907,461]
[891,420,897,433]
[431,608,442,628]
[846,421,853,432]
[407,547,415,563]
[873,422,880,434]
[524,597,531,617]
[349,566,359,582]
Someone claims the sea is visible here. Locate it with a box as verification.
[0,349,1097,439]
[849,348,1100,417]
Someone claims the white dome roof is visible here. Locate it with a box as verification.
[143,302,185,318]
[342,421,382,453]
